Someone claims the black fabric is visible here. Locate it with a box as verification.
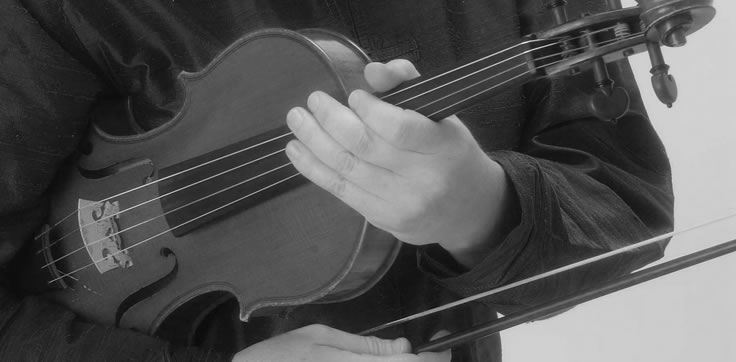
[0,0,673,361]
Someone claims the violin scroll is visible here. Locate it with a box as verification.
[637,0,716,47]
[536,0,715,115]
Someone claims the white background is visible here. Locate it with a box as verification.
[502,1,736,361]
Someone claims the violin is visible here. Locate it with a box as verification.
[17,0,718,349]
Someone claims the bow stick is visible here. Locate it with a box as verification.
[358,213,736,352]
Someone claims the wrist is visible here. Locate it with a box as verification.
[440,158,520,268]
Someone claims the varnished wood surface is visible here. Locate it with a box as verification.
[35,29,399,334]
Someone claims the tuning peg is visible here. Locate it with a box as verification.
[547,0,569,25]
[587,59,631,122]
[580,29,630,122]
[587,75,631,123]
[646,41,678,107]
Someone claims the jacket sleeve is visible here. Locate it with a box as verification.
[418,57,675,314]
[0,1,230,360]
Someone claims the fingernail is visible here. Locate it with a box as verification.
[348,90,361,108]
[430,330,452,340]
[285,141,301,157]
[307,91,321,110]
[286,108,303,130]
[393,337,412,353]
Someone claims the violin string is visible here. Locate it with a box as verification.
[418,30,644,116]
[42,53,575,281]
[382,24,620,101]
[416,52,553,113]
[35,27,614,243]
[41,31,638,278]
[360,212,736,335]
[388,41,558,106]
[41,161,293,269]
[426,31,644,118]
[39,146,289,254]
[37,53,560,264]
[42,60,533,269]
[34,40,562,243]
[35,131,294,241]
[46,30,618,254]
[37,24,625,243]
[392,25,625,108]
[35,42,567,250]
[47,172,302,284]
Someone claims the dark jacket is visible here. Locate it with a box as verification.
[0,0,673,361]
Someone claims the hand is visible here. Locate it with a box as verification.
[232,324,450,362]
[285,59,517,267]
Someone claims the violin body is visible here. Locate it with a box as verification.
[17,0,717,343]
[25,28,399,335]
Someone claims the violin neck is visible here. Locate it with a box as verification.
[379,38,546,121]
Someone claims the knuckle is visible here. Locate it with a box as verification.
[352,129,375,157]
[328,175,348,199]
[393,194,433,231]
[387,114,413,145]
[363,336,382,354]
[335,150,357,175]
[392,205,421,232]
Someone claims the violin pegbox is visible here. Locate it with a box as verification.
[536,0,715,119]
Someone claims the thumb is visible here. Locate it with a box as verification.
[359,336,413,356]
[364,59,421,92]
[303,325,412,356]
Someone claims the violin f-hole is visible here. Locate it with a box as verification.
[115,247,178,328]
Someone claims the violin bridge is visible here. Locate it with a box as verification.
[78,198,134,273]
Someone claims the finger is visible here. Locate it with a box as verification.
[306,91,397,165]
[365,59,421,92]
[285,139,390,220]
[286,106,397,191]
[300,325,451,362]
[416,331,452,362]
[314,346,450,362]
[329,335,412,356]
[417,349,452,362]
[296,325,411,356]
[348,89,444,152]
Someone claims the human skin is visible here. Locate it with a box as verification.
[285,59,518,268]
[232,324,450,362]
[233,60,519,361]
